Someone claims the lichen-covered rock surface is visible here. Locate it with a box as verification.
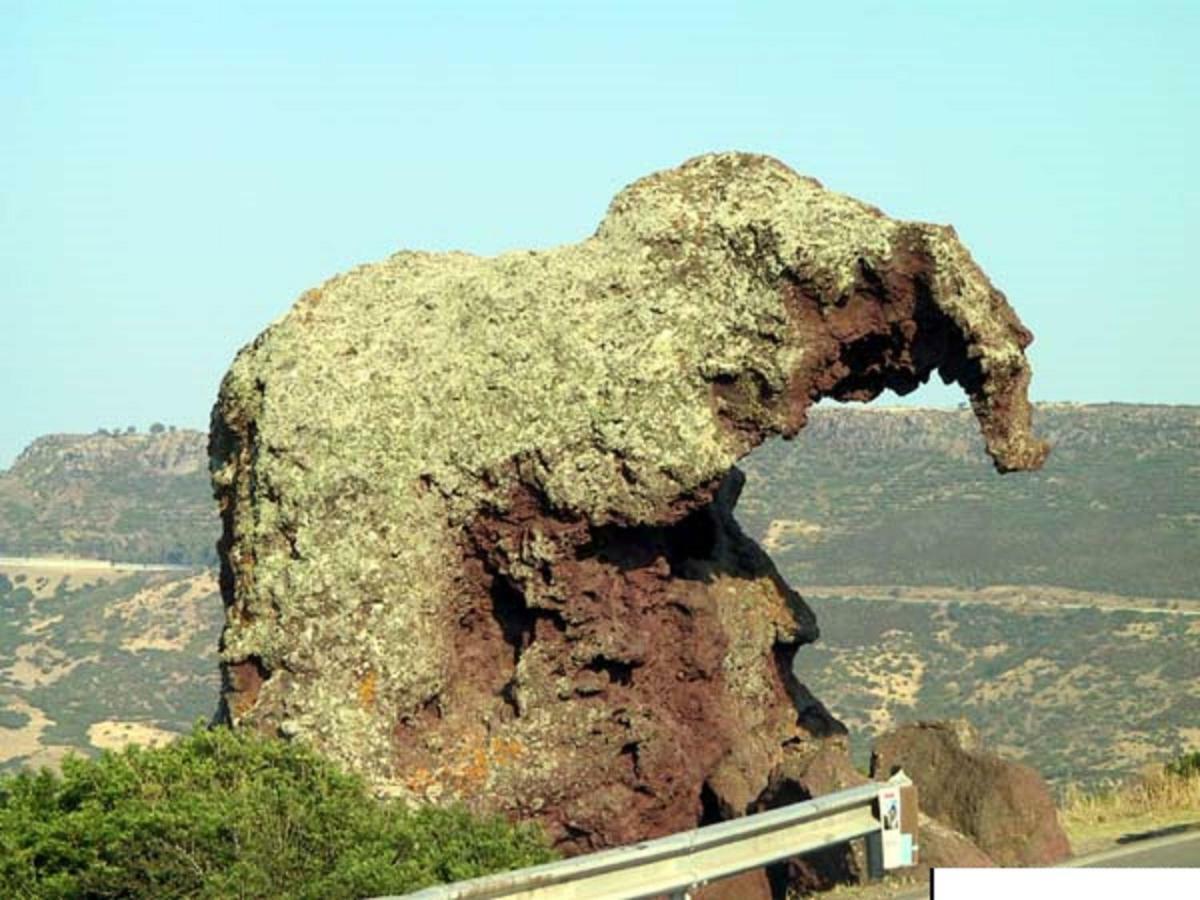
[210,152,1047,853]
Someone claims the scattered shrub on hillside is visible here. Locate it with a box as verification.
[0,724,556,899]
[1,586,33,610]
[1165,750,1200,779]
[0,709,31,730]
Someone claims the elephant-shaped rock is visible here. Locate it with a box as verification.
[210,152,1046,854]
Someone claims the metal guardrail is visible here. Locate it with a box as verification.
[380,772,917,900]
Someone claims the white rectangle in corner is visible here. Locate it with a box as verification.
[934,867,1200,900]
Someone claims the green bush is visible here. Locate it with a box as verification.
[1166,750,1200,779]
[2,586,33,610]
[0,724,555,899]
[0,708,31,730]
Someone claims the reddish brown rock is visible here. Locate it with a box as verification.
[696,868,774,900]
[871,721,1071,866]
[915,813,996,870]
[210,153,1047,862]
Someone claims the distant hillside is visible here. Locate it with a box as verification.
[734,402,1200,788]
[2,404,1196,785]
[795,592,1200,787]
[737,403,1200,599]
[0,429,217,565]
[5,404,1195,586]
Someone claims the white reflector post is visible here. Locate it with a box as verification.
[878,769,917,869]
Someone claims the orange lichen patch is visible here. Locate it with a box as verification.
[490,736,526,764]
[358,670,378,710]
[401,766,438,796]
[460,745,490,790]
[398,735,528,800]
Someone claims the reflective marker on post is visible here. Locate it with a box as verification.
[878,770,919,869]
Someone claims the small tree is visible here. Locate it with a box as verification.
[149,422,166,434]
[0,725,555,897]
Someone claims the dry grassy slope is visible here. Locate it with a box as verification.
[0,561,221,770]
[791,592,1200,788]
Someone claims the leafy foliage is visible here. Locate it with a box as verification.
[1165,750,1200,779]
[0,725,555,899]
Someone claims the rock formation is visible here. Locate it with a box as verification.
[209,152,1047,854]
[871,721,1071,866]
[910,813,996,870]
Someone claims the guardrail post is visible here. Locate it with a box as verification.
[871,769,918,876]
[865,830,885,880]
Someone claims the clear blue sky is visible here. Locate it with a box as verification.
[2,1,1197,467]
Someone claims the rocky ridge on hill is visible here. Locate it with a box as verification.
[0,429,216,565]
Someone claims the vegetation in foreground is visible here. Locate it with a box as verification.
[0,724,556,899]
[1061,751,1200,852]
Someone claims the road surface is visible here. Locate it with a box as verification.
[882,829,1200,900]
[1069,828,1200,868]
